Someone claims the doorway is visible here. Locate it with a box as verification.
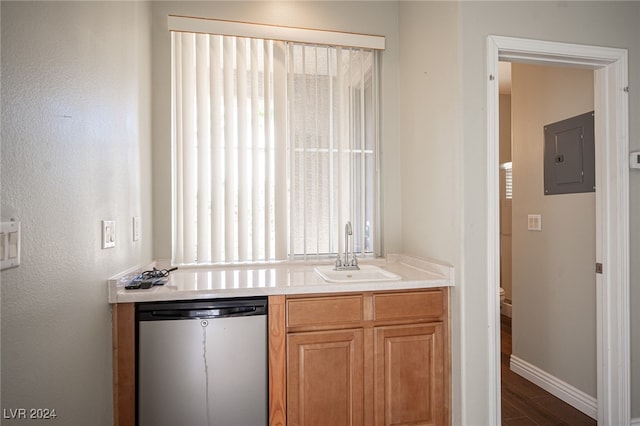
[499,61,597,421]
[487,36,630,425]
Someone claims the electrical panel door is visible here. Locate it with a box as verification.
[543,111,595,195]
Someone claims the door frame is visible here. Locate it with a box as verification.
[486,36,630,425]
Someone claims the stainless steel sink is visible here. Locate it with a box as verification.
[314,264,401,283]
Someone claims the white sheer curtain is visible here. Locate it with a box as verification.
[171,21,380,265]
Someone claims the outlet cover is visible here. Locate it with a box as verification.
[527,214,542,231]
[102,220,116,249]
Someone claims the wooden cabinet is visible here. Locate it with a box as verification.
[277,289,449,426]
[112,303,135,426]
[374,323,445,426]
[287,329,364,426]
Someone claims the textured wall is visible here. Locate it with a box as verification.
[1,2,152,424]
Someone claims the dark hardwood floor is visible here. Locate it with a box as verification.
[500,315,597,425]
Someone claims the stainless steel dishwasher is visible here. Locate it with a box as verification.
[136,297,268,426]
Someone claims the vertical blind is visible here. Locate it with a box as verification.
[171,27,379,265]
[288,44,377,260]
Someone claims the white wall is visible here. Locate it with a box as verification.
[397,1,461,265]
[457,1,640,421]
[511,63,595,397]
[150,1,404,260]
[0,2,153,425]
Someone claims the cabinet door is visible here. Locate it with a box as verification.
[287,329,364,426]
[374,323,444,426]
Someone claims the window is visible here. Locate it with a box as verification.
[170,17,383,265]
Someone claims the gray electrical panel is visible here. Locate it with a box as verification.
[543,111,595,195]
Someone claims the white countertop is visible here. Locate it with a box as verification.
[108,254,454,304]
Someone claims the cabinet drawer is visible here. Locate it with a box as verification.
[287,295,364,328]
[373,290,444,321]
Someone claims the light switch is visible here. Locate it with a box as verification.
[102,220,116,249]
[133,216,141,242]
[8,232,18,258]
[1,221,21,270]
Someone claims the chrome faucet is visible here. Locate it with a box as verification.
[344,221,352,266]
[335,221,359,271]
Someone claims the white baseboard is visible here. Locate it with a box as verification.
[631,417,640,425]
[509,355,597,420]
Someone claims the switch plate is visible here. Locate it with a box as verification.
[1,221,21,270]
[102,220,116,249]
[630,151,640,169]
[132,216,141,241]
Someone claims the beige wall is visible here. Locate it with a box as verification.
[499,93,512,302]
[499,94,512,164]
[1,2,153,424]
[511,63,596,396]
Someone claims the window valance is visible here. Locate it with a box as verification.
[168,15,385,50]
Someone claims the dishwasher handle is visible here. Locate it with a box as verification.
[151,306,257,319]
[148,305,262,319]
[136,296,268,321]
